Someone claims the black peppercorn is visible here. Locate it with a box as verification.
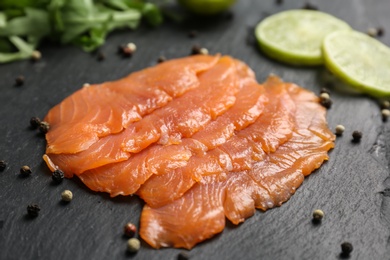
[352,131,362,142]
[275,0,283,5]
[20,165,32,176]
[39,121,50,134]
[27,204,40,217]
[157,56,166,63]
[302,2,318,10]
[320,88,330,94]
[97,51,105,61]
[191,45,202,55]
[341,242,353,256]
[30,117,41,129]
[52,169,64,184]
[0,160,6,171]
[188,30,198,38]
[177,252,190,260]
[377,27,384,37]
[15,76,25,86]
[320,98,332,109]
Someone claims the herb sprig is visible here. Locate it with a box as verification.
[0,0,163,63]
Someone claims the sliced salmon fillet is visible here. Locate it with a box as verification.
[139,76,335,249]
[77,76,267,196]
[44,56,242,176]
[45,55,220,155]
[138,76,295,207]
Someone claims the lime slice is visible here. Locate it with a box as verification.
[323,30,390,97]
[255,10,351,65]
[178,0,236,15]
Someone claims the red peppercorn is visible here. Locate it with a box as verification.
[124,222,137,237]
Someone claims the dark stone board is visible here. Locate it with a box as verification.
[1,0,390,259]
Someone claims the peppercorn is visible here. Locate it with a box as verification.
[20,165,32,176]
[319,92,330,100]
[30,117,41,129]
[188,30,198,38]
[178,252,190,260]
[157,56,166,63]
[39,121,50,134]
[124,222,137,237]
[320,98,332,109]
[97,51,105,61]
[31,50,42,61]
[61,190,73,202]
[380,100,390,109]
[312,209,324,221]
[199,48,209,55]
[340,242,353,256]
[302,2,318,10]
[320,87,330,94]
[27,204,40,217]
[0,160,7,171]
[377,27,384,37]
[52,169,64,184]
[119,43,136,57]
[191,45,202,55]
[15,76,25,86]
[382,109,390,121]
[335,125,345,136]
[367,27,379,37]
[127,238,140,253]
[352,130,362,142]
[275,0,283,5]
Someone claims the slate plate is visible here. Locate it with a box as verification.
[1,0,390,259]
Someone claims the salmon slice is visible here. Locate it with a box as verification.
[77,77,267,196]
[43,56,242,176]
[138,76,295,207]
[45,55,220,155]
[119,56,240,153]
[139,76,335,249]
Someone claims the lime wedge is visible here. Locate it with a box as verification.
[255,10,351,65]
[323,30,390,97]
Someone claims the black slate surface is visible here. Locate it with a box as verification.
[1,0,390,259]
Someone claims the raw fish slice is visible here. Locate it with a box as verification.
[77,76,266,194]
[45,55,220,154]
[43,56,240,175]
[120,56,240,153]
[139,76,335,249]
[138,76,295,207]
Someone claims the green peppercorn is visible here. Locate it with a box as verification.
[312,209,324,221]
[61,190,73,202]
[127,238,140,253]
